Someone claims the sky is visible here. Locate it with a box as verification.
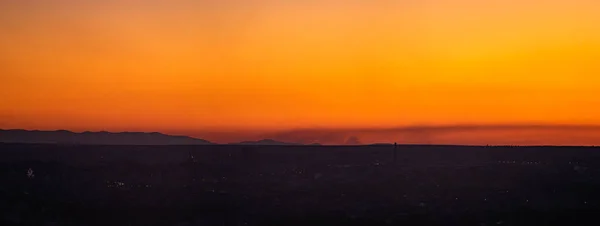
[1,0,600,145]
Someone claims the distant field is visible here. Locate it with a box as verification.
[1,144,600,226]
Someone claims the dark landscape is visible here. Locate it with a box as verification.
[3,1,598,225]
[2,142,600,226]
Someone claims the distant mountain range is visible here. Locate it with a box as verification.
[229,139,302,146]
[0,129,212,145]
[0,129,316,146]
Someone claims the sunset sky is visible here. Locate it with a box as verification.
[1,0,600,144]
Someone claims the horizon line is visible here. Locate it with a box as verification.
[4,124,600,146]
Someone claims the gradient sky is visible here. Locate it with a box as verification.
[1,1,600,144]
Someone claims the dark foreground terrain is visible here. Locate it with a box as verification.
[2,144,600,226]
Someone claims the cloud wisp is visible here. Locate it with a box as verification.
[258,124,600,146]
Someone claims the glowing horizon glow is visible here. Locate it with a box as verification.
[1,1,600,144]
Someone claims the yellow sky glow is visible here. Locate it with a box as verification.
[1,1,600,144]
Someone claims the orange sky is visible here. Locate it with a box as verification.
[1,1,600,144]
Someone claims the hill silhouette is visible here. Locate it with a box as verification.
[0,129,212,145]
[231,139,302,146]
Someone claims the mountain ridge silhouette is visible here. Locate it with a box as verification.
[230,139,302,146]
[0,129,212,145]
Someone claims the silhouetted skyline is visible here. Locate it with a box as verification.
[4,125,600,146]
